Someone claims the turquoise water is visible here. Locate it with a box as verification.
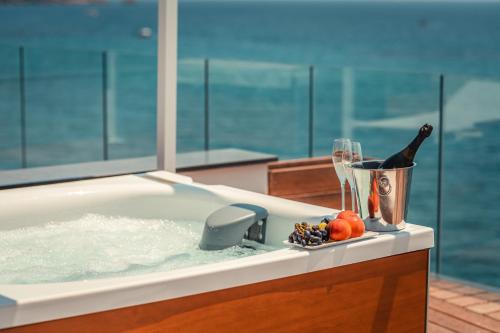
[0,1,499,287]
[0,214,275,284]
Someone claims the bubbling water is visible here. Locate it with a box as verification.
[0,214,276,284]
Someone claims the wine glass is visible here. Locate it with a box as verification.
[352,141,363,164]
[332,138,351,211]
[342,142,354,210]
[345,141,363,212]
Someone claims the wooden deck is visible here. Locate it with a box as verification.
[268,156,500,333]
[428,277,500,333]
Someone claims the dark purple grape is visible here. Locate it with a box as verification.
[288,234,294,243]
[312,225,319,231]
[301,239,307,246]
[311,238,322,246]
[310,236,321,243]
[304,230,311,239]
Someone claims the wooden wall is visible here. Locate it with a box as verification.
[268,156,352,209]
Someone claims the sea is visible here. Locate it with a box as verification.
[0,1,499,288]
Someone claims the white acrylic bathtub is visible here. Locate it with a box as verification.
[0,171,434,330]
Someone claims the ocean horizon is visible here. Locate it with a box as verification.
[0,0,499,288]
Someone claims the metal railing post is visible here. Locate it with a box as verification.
[101,51,109,160]
[204,58,210,151]
[436,74,445,274]
[19,46,27,168]
[308,65,314,158]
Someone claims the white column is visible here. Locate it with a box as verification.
[157,0,178,172]
[341,67,354,139]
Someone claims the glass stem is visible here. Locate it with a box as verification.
[341,183,345,211]
[352,188,357,212]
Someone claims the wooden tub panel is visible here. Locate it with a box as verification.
[4,250,428,333]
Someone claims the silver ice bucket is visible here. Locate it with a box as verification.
[348,160,415,231]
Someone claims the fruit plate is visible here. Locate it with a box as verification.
[282,231,379,250]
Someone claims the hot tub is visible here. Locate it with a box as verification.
[0,171,434,332]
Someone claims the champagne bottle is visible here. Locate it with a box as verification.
[378,124,433,169]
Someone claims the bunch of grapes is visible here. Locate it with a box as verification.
[288,221,329,247]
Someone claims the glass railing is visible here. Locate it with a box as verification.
[441,74,500,288]
[209,59,310,159]
[0,46,498,288]
[0,45,156,170]
[0,45,21,170]
[22,46,104,166]
[177,58,206,152]
[106,51,156,160]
